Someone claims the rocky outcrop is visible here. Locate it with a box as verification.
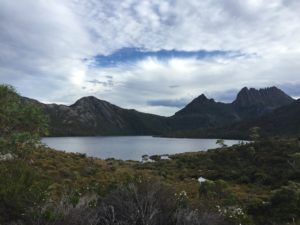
[232,86,294,119]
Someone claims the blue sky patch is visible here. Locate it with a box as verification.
[91,47,241,67]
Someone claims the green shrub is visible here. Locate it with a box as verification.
[0,160,48,223]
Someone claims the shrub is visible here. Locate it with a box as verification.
[199,180,237,205]
[0,160,48,224]
[269,182,300,223]
[0,85,48,158]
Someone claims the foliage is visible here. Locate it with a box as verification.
[199,180,237,205]
[0,160,49,224]
[1,136,300,224]
[24,181,227,225]
[216,139,227,148]
[268,182,300,223]
[0,85,48,157]
[289,152,300,172]
[0,84,49,224]
[150,154,161,161]
[249,127,261,141]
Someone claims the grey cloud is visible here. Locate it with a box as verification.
[87,79,114,87]
[71,0,300,54]
[169,85,180,89]
[210,89,240,103]
[147,98,189,108]
[0,0,92,101]
[279,83,300,98]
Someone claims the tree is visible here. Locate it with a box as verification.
[0,85,48,157]
[216,139,227,148]
[0,85,49,223]
[249,127,261,141]
[269,182,300,223]
[142,154,149,162]
[289,152,300,172]
[150,155,161,161]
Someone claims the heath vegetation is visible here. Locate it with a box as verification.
[1,85,299,225]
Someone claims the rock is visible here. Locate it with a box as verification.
[0,153,15,161]
[198,177,207,183]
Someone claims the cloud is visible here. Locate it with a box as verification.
[0,0,94,102]
[147,98,189,108]
[1,0,300,115]
[67,0,300,55]
[279,83,300,99]
[169,85,180,89]
[87,78,114,87]
[208,89,240,103]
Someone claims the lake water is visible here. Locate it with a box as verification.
[42,136,241,161]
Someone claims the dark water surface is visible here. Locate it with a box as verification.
[42,136,241,161]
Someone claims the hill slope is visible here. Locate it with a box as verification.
[225,98,300,138]
[168,94,238,130]
[22,96,170,136]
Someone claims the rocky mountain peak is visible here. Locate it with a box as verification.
[174,94,221,116]
[233,86,294,108]
[71,96,112,109]
[73,96,100,105]
[193,94,215,104]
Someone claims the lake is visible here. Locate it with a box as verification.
[42,136,241,161]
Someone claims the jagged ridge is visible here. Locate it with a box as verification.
[22,86,295,137]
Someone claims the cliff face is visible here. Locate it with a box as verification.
[232,86,294,118]
[233,86,293,108]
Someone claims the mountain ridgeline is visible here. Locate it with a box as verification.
[22,96,171,136]
[23,86,299,138]
[232,86,294,118]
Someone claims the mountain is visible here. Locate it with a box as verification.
[255,98,300,136]
[22,96,170,136]
[225,98,300,138]
[168,94,238,130]
[168,86,294,132]
[232,86,294,119]
[22,86,296,137]
[169,98,300,139]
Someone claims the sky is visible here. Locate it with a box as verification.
[1,0,300,116]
